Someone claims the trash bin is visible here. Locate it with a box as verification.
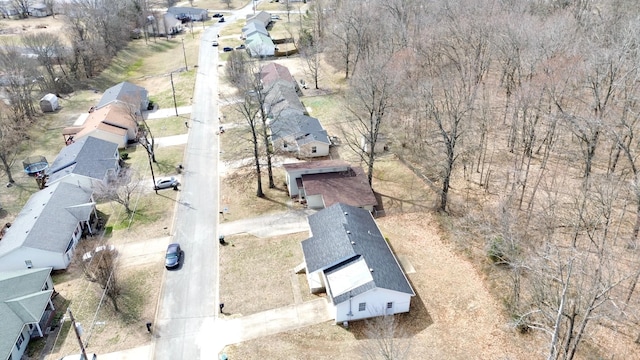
[219,235,225,245]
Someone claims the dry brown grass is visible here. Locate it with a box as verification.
[219,231,309,316]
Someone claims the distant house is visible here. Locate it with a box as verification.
[261,63,302,95]
[242,21,268,39]
[283,161,377,211]
[167,6,208,21]
[148,13,184,36]
[246,11,271,28]
[96,81,149,112]
[62,102,139,148]
[270,112,330,158]
[0,182,96,271]
[361,133,388,154]
[46,136,120,188]
[0,267,56,360]
[246,32,276,58]
[28,3,52,17]
[0,0,20,18]
[300,203,414,323]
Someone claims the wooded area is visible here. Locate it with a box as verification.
[311,0,640,358]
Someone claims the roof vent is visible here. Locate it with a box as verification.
[346,230,351,235]
[369,268,374,272]
[344,212,348,215]
[351,241,355,245]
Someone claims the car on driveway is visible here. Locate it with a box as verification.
[212,40,218,46]
[212,13,223,18]
[219,17,225,23]
[165,243,182,269]
[82,245,116,262]
[223,46,233,52]
[155,176,179,190]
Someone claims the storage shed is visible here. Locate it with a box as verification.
[39,94,59,112]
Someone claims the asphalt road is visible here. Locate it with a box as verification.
[152,18,222,360]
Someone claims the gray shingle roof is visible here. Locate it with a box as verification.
[265,83,305,117]
[0,267,53,359]
[301,203,414,304]
[0,182,94,256]
[270,112,327,145]
[46,136,119,186]
[96,81,148,110]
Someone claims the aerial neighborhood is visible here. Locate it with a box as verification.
[0,1,638,360]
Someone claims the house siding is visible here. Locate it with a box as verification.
[285,164,351,197]
[298,142,330,158]
[334,288,412,323]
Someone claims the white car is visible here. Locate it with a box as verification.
[155,176,179,190]
[82,245,116,261]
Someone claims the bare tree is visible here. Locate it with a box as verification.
[94,167,141,214]
[221,0,232,10]
[298,26,322,89]
[22,33,65,94]
[359,315,411,360]
[11,0,30,18]
[0,106,27,183]
[0,44,38,120]
[93,248,121,311]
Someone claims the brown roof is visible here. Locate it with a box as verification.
[283,160,349,172]
[301,167,377,208]
[261,63,295,87]
[62,103,136,138]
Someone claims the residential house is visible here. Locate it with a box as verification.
[361,133,388,154]
[283,160,377,211]
[46,136,120,188]
[270,112,330,158]
[0,268,56,360]
[167,6,208,21]
[96,81,149,112]
[260,63,302,95]
[300,203,415,323]
[246,32,276,58]
[265,82,306,118]
[0,0,20,18]
[242,21,268,39]
[148,13,184,36]
[28,3,52,17]
[245,11,271,28]
[62,102,139,148]
[0,182,96,271]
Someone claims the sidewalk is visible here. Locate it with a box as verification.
[143,106,192,120]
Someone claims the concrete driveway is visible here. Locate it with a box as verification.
[218,209,315,238]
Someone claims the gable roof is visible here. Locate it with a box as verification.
[61,103,135,145]
[261,63,296,88]
[265,83,305,117]
[96,81,148,110]
[242,22,268,37]
[167,6,207,16]
[0,182,94,256]
[270,112,325,143]
[0,267,53,359]
[302,166,377,208]
[301,203,414,304]
[246,11,271,27]
[46,136,119,185]
[246,33,276,57]
[283,159,350,172]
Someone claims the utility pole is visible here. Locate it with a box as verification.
[181,38,188,71]
[170,72,178,117]
[68,309,89,360]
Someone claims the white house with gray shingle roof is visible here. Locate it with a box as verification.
[46,136,120,188]
[96,81,149,112]
[0,267,55,360]
[0,182,96,271]
[301,203,414,323]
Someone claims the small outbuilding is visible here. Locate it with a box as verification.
[39,94,59,113]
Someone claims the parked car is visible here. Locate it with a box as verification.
[165,243,182,269]
[236,44,246,50]
[223,46,233,52]
[212,40,219,46]
[271,15,280,20]
[219,17,225,23]
[82,245,116,262]
[155,177,179,190]
[212,13,223,18]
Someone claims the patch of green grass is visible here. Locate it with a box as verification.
[126,59,144,77]
[118,268,150,324]
[51,321,72,353]
[145,116,188,138]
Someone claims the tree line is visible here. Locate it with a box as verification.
[300,0,640,358]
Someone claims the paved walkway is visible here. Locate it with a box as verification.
[218,209,315,238]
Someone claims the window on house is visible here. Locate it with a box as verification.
[43,282,49,290]
[358,302,366,312]
[25,260,32,269]
[16,333,24,349]
[311,146,317,153]
[387,302,393,309]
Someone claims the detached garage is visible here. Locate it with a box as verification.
[39,94,59,112]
